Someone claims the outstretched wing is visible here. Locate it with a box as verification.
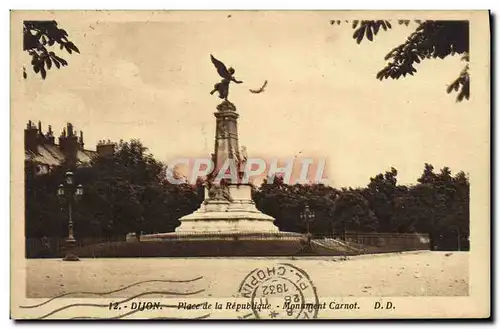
[249,80,268,94]
[210,54,232,79]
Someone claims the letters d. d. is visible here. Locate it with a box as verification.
[374,301,394,310]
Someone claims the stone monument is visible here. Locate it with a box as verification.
[141,54,299,244]
[174,100,280,233]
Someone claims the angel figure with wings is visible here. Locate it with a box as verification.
[210,54,243,101]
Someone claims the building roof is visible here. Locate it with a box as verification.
[25,144,97,167]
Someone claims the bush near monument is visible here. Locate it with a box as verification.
[25,139,469,257]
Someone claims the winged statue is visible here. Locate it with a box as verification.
[210,54,243,102]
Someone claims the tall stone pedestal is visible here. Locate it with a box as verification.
[173,100,280,234]
[141,100,292,245]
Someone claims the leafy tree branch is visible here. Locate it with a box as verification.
[23,20,80,80]
[330,19,470,102]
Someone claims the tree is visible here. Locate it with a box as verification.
[25,160,67,238]
[253,175,339,235]
[411,164,470,250]
[23,20,80,80]
[81,139,174,236]
[253,175,303,232]
[450,171,470,250]
[330,20,469,102]
[331,188,378,236]
[389,185,420,233]
[362,167,399,232]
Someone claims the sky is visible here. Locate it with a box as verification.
[12,11,484,188]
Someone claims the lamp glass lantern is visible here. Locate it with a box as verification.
[65,171,74,185]
[76,184,84,196]
[57,184,65,196]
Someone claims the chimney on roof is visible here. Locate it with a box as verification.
[24,120,38,152]
[97,140,115,157]
[79,130,84,150]
[58,122,79,169]
[67,123,74,137]
[45,125,55,145]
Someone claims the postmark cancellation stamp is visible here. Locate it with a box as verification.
[238,263,319,319]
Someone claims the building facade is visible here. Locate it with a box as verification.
[24,121,114,175]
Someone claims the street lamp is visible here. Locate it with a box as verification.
[57,170,83,261]
[299,203,315,254]
[300,203,315,236]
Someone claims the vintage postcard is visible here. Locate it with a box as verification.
[10,10,490,320]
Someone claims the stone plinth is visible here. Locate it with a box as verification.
[140,231,302,242]
[174,184,280,233]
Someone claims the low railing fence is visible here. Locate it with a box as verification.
[25,232,430,258]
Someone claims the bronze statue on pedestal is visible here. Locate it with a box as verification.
[209,54,243,102]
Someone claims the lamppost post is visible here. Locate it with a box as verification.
[300,203,315,236]
[299,203,315,254]
[58,171,83,261]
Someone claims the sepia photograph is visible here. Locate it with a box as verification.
[10,10,490,320]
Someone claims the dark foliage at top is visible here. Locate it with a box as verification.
[330,20,470,102]
[23,20,80,80]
